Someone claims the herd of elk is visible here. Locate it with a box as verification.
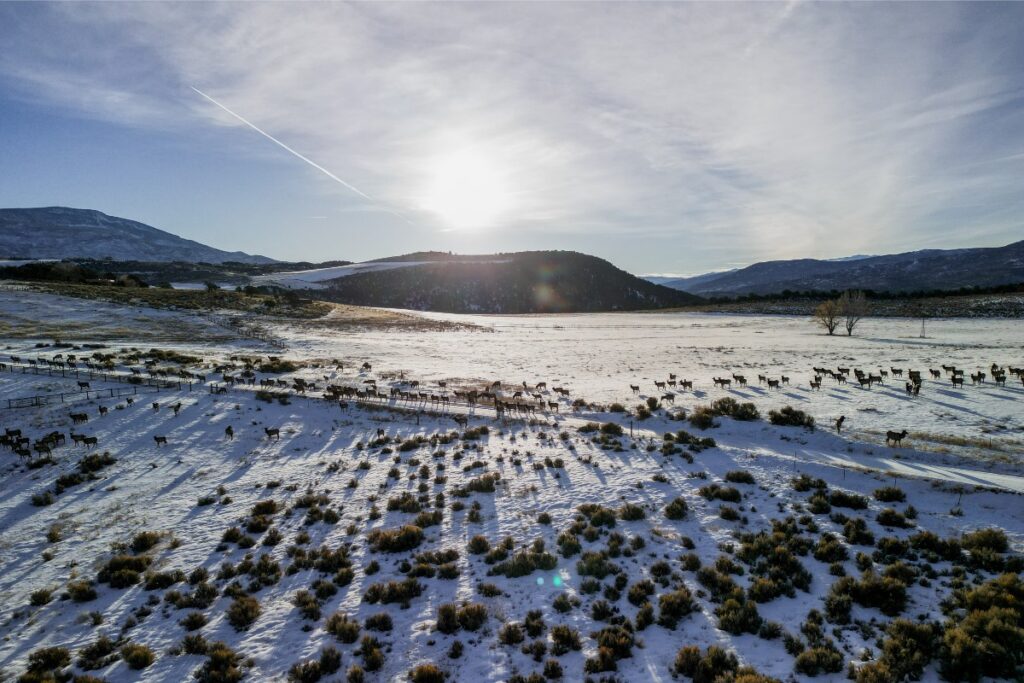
[5,346,1022,475]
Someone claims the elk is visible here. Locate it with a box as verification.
[835,415,845,433]
[154,435,168,446]
[929,368,941,379]
[77,381,90,390]
[679,380,693,390]
[951,376,964,388]
[70,413,88,425]
[781,375,790,385]
[98,406,108,417]
[669,373,677,380]
[857,377,872,389]
[536,382,547,390]
[82,436,98,447]
[264,427,280,440]
[453,415,468,428]
[376,428,386,438]
[126,397,134,406]
[758,374,767,384]
[661,393,675,404]
[547,401,560,412]
[766,379,780,390]
[630,384,640,394]
[654,381,666,390]
[152,402,160,411]
[994,374,1006,387]
[809,380,821,390]
[225,425,234,440]
[713,377,732,388]
[70,433,86,445]
[885,430,908,447]
[890,367,903,377]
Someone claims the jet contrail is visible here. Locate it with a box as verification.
[191,86,372,200]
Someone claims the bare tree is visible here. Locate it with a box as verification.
[813,299,841,335]
[838,290,869,336]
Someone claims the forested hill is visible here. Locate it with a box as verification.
[317,251,702,313]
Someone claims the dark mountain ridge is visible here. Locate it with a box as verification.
[658,241,1024,296]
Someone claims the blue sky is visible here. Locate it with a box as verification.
[1,2,1022,274]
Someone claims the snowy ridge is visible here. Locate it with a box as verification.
[0,207,274,264]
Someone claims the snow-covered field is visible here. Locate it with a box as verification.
[0,291,1021,682]
[253,259,512,290]
[278,311,1024,464]
[251,262,430,290]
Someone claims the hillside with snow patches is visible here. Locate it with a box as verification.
[0,289,1021,682]
[656,240,1024,296]
[0,208,274,264]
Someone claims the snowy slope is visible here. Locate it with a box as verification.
[252,261,435,290]
[0,292,1021,682]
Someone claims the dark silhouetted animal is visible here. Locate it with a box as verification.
[886,430,908,447]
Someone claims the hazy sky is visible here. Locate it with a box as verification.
[1,2,1022,274]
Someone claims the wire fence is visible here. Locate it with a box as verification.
[2,385,153,410]
[0,361,184,411]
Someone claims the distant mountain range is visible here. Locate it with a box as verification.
[653,241,1024,297]
[308,251,701,313]
[0,207,274,264]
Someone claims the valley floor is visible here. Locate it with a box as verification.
[0,290,1021,682]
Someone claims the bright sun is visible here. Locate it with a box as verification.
[420,149,511,230]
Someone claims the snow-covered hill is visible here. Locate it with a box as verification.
[0,207,275,264]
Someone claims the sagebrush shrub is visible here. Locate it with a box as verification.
[226,595,261,630]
